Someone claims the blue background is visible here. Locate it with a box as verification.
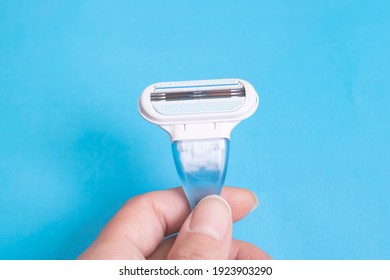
[1,0,389,259]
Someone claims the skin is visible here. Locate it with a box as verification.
[78,186,271,260]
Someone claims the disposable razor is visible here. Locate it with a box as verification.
[139,78,259,207]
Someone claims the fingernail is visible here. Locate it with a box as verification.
[189,195,232,240]
[248,190,259,212]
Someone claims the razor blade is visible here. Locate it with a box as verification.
[138,78,259,141]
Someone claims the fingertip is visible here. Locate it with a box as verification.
[189,195,232,240]
[221,186,259,221]
[167,195,233,260]
[247,189,259,212]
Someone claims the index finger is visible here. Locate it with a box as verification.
[78,186,258,259]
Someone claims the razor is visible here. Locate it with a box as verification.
[139,78,259,207]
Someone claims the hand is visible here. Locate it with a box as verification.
[78,186,271,260]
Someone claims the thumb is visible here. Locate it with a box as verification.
[167,195,232,260]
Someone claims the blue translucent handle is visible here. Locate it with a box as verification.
[172,138,230,208]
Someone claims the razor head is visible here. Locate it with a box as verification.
[139,78,258,124]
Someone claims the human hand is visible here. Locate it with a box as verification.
[78,186,271,260]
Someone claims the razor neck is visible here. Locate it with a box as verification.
[161,121,239,142]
